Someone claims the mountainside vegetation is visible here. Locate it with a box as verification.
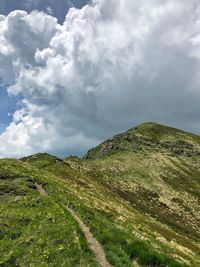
[0,122,200,266]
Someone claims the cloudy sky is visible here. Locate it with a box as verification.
[0,0,200,158]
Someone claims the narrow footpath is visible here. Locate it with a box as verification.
[35,183,112,267]
[34,182,47,196]
[64,205,112,267]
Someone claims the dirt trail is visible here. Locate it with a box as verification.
[34,182,47,196]
[35,184,112,267]
[64,205,112,267]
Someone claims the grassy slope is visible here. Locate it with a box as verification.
[0,159,99,267]
[84,123,200,266]
[0,123,200,266]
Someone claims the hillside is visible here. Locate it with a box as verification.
[0,123,200,266]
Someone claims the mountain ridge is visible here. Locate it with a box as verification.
[84,122,200,160]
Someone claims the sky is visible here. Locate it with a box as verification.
[0,0,200,158]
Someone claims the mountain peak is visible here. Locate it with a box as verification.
[84,122,200,160]
[128,122,184,135]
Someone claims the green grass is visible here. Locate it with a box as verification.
[75,207,187,267]
[0,162,99,267]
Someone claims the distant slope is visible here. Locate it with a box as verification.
[85,122,200,159]
[1,122,200,266]
[84,123,200,265]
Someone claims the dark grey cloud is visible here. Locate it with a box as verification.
[0,0,200,158]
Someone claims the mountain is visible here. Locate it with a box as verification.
[0,123,200,266]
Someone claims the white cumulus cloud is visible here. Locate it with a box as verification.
[0,0,200,158]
